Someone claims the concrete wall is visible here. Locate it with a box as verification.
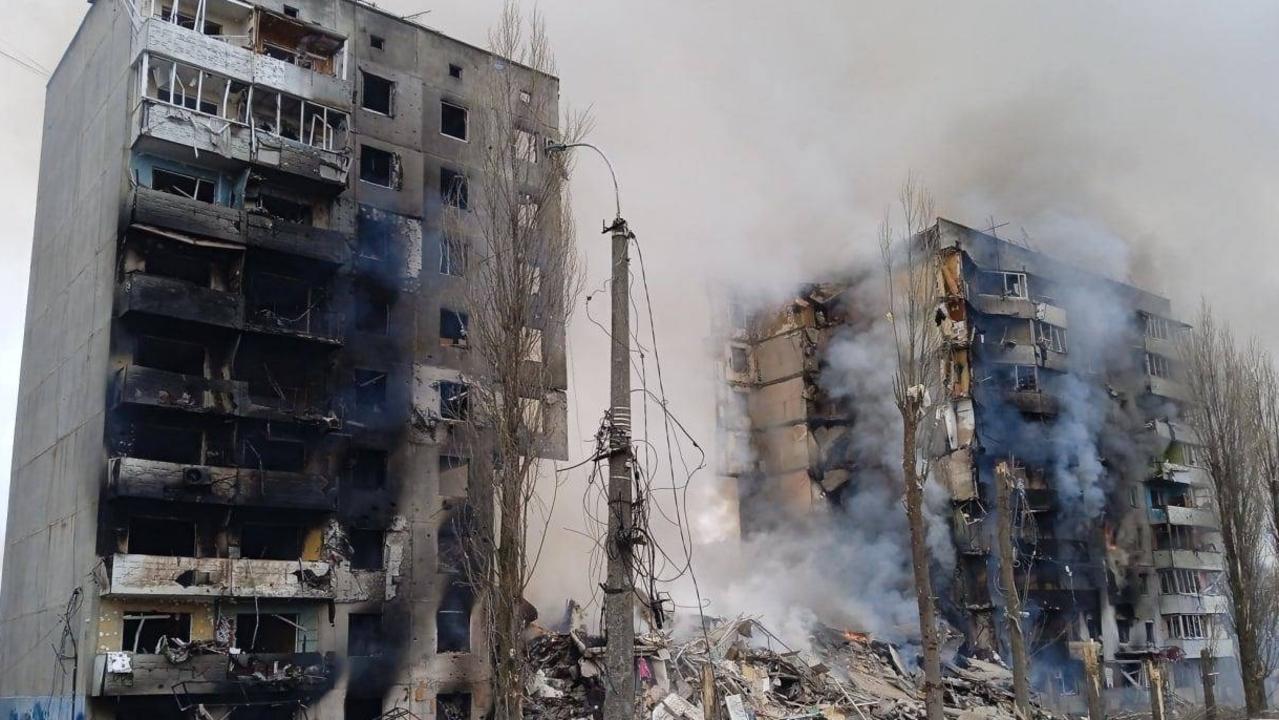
[0,0,132,704]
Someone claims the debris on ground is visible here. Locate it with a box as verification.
[524,616,1066,720]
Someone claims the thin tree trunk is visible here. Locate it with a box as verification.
[903,418,944,720]
[493,463,525,720]
[995,462,1030,718]
[1201,648,1216,720]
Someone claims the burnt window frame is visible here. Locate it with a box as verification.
[361,70,395,116]
[440,101,469,141]
[440,234,467,276]
[122,612,192,653]
[440,308,469,348]
[150,166,218,204]
[440,167,469,209]
[348,612,384,656]
[438,381,469,421]
[355,285,392,336]
[359,145,400,189]
[369,35,385,50]
[350,447,388,490]
[354,369,388,414]
[448,63,463,80]
[349,528,385,570]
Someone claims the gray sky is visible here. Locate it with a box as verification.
[3,1,1278,612]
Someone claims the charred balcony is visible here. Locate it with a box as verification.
[91,651,335,697]
[107,455,336,511]
[102,553,337,599]
[131,188,352,264]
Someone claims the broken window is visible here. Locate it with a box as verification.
[145,56,227,116]
[440,309,469,348]
[518,89,532,104]
[1035,321,1067,354]
[159,5,223,35]
[1145,352,1172,378]
[135,335,206,376]
[355,286,391,335]
[437,512,464,574]
[356,206,392,260]
[515,129,538,164]
[1159,569,1206,595]
[254,194,313,225]
[440,168,469,209]
[283,4,299,18]
[348,613,383,656]
[1154,524,1198,551]
[440,234,467,276]
[130,423,203,464]
[146,246,211,286]
[1169,441,1204,467]
[362,71,394,115]
[349,528,384,570]
[729,345,750,374]
[448,63,463,80]
[240,523,302,560]
[129,517,196,556]
[243,435,305,472]
[439,456,469,497]
[440,101,468,140]
[1165,614,1210,640]
[347,697,383,720]
[1145,314,1171,340]
[150,167,216,203]
[245,271,319,334]
[122,612,191,653]
[361,145,400,188]
[437,694,471,720]
[439,381,469,421]
[351,448,388,489]
[976,270,1029,299]
[235,613,299,652]
[370,35,385,50]
[355,370,387,413]
[301,102,348,150]
[517,196,539,230]
[521,327,544,363]
[436,581,473,653]
[1008,365,1038,392]
[520,397,543,433]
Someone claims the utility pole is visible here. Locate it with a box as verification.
[1200,648,1216,720]
[1083,640,1106,720]
[603,215,636,720]
[543,142,636,720]
[995,461,1031,718]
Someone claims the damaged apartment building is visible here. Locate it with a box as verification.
[0,2,567,720]
[718,218,1238,713]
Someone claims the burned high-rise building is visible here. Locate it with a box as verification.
[0,2,566,719]
[718,218,1238,711]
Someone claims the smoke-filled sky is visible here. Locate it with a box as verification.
[2,2,1278,621]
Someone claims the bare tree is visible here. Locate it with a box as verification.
[1181,304,1277,714]
[443,5,587,720]
[879,178,945,720]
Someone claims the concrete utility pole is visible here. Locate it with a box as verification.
[1200,648,1216,720]
[544,141,636,720]
[603,214,636,720]
[995,461,1031,717]
[1146,656,1166,720]
[1083,640,1106,720]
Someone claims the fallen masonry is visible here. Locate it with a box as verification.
[524,617,1066,720]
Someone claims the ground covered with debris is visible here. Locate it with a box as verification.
[524,618,1065,720]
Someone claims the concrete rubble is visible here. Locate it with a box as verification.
[523,617,1066,720]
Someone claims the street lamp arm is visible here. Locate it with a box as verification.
[545,142,622,221]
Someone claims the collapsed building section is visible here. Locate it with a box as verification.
[0,2,567,720]
[717,218,1238,713]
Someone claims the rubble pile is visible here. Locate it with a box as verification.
[525,618,1065,720]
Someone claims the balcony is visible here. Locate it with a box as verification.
[1159,593,1229,616]
[244,305,344,345]
[108,456,336,511]
[1006,389,1059,415]
[1148,505,1217,528]
[113,365,243,415]
[103,553,335,599]
[1153,549,1224,571]
[91,651,333,697]
[969,294,1068,327]
[1148,376,1190,402]
[134,99,350,187]
[131,188,351,264]
[138,18,351,109]
[116,273,243,329]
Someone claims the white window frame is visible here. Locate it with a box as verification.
[440,100,469,142]
[1146,352,1172,379]
[1145,314,1171,340]
[1035,321,1067,353]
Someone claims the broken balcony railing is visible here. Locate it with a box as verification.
[137,0,348,79]
[244,303,343,343]
[141,55,350,152]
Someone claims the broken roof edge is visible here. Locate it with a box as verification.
[349,0,562,83]
[935,216,1178,319]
